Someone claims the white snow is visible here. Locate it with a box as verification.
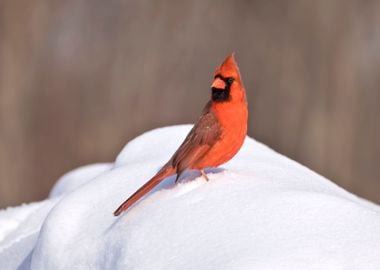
[0,125,379,269]
[49,163,113,198]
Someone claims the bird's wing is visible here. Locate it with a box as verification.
[170,103,222,175]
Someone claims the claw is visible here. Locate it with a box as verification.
[200,169,209,181]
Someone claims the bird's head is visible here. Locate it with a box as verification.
[211,53,246,103]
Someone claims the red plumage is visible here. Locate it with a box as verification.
[114,53,248,216]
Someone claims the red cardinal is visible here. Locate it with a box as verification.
[114,53,248,216]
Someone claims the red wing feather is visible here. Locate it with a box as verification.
[170,103,222,174]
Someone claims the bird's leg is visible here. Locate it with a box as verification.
[200,169,209,181]
[175,174,180,184]
[175,169,185,184]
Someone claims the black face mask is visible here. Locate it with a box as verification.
[211,75,234,102]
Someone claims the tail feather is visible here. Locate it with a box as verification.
[114,165,175,216]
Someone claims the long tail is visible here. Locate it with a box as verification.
[114,164,175,216]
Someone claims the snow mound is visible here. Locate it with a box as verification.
[49,163,113,197]
[1,125,379,269]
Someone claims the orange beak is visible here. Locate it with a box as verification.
[211,77,225,89]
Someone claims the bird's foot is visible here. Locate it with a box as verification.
[200,169,209,181]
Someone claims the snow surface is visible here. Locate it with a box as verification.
[49,163,113,198]
[0,125,379,269]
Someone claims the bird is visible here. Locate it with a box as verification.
[114,53,248,216]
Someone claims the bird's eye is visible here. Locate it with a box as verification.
[227,77,234,84]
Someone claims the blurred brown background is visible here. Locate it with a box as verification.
[0,0,379,208]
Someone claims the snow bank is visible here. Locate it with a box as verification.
[49,163,113,198]
[0,125,379,269]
